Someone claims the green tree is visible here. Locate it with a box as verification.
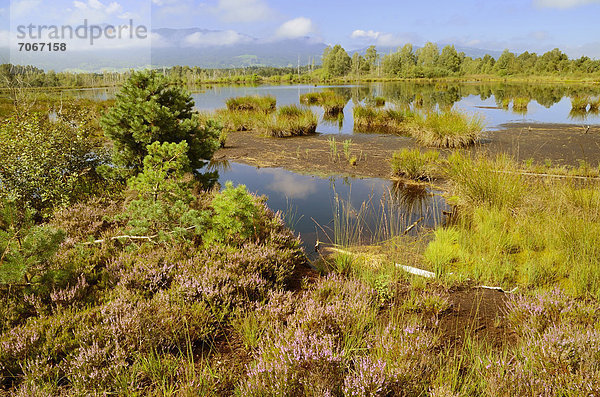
[494,49,517,76]
[439,45,461,74]
[399,44,417,76]
[364,45,379,73]
[416,42,439,69]
[351,52,363,75]
[322,45,352,76]
[125,141,207,241]
[204,182,261,247]
[382,51,402,76]
[100,71,220,183]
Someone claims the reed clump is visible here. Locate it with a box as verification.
[353,105,414,134]
[215,108,268,131]
[226,95,276,113]
[512,97,530,113]
[366,96,386,107]
[300,90,347,115]
[263,105,317,137]
[570,96,589,112]
[391,148,440,180]
[413,110,484,148]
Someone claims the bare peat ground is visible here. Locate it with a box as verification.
[216,123,600,180]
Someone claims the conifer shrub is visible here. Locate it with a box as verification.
[100,71,220,183]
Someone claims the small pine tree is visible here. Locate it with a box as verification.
[100,71,220,185]
[0,199,65,284]
[125,141,208,241]
[204,182,260,247]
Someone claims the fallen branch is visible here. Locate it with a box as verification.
[82,226,196,245]
[403,217,424,235]
[322,247,518,293]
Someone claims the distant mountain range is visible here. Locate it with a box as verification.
[0,27,504,72]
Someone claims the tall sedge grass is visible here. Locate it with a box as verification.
[263,105,317,137]
[226,95,276,113]
[330,185,444,248]
[214,108,268,131]
[213,102,316,137]
[353,105,415,134]
[413,110,484,148]
[429,152,600,297]
[512,97,529,114]
[444,152,525,210]
[391,148,440,180]
[570,96,589,112]
[588,97,600,112]
[300,91,347,115]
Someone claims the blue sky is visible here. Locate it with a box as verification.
[149,0,600,57]
[3,0,600,58]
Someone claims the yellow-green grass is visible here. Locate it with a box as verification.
[353,105,415,134]
[512,97,530,113]
[428,152,600,297]
[413,110,484,148]
[570,96,589,112]
[263,105,317,137]
[225,95,276,113]
[300,90,347,115]
[391,148,440,180]
[214,108,268,132]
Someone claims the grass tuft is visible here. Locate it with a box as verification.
[263,105,317,137]
[570,96,589,112]
[353,105,415,134]
[413,110,484,148]
[226,95,276,113]
[391,148,440,180]
[300,91,347,115]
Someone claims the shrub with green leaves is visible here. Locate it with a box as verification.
[0,112,108,216]
[100,71,220,183]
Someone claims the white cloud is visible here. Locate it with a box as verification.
[350,29,413,47]
[73,0,122,14]
[183,30,250,47]
[276,17,315,39]
[10,0,42,17]
[351,29,380,40]
[534,0,600,8]
[151,0,179,5]
[0,30,9,46]
[263,170,317,199]
[215,0,274,22]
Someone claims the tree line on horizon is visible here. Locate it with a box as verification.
[322,43,600,79]
[1,42,599,88]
